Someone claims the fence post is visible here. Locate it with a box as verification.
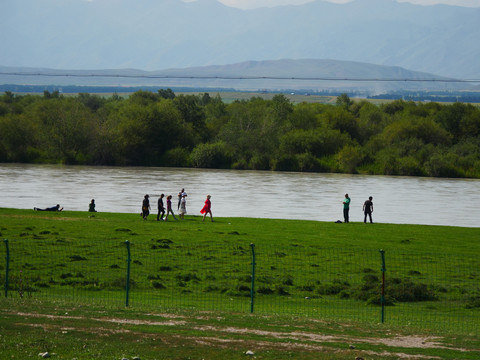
[125,240,131,307]
[250,243,256,313]
[4,239,9,298]
[379,249,386,323]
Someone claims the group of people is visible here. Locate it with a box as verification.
[342,194,374,224]
[141,188,213,222]
[34,192,373,225]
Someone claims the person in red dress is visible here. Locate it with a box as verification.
[200,195,213,222]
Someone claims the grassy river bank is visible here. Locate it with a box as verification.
[1,208,479,359]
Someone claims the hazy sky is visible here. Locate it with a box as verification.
[214,0,480,9]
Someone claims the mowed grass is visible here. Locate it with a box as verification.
[1,207,480,359]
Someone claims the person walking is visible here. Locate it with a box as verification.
[141,194,150,220]
[343,193,350,223]
[157,194,165,221]
[200,195,213,222]
[363,196,374,223]
[165,195,178,221]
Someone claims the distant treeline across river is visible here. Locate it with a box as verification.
[1,90,480,178]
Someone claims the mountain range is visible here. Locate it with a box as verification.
[1,0,479,80]
[0,59,468,94]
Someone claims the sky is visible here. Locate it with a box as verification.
[213,0,480,9]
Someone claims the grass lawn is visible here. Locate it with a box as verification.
[1,208,479,359]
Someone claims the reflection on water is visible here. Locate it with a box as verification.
[1,163,479,227]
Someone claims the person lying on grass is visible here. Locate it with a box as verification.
[34,204,63,211]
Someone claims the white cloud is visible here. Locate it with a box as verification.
[397,0,480,6]
[214,0,480,9]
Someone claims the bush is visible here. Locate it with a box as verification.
[317,280,350,295]
[271,155,299,171]
[161,147,191,167]
[109,277,136,290]
[175,273,200,282]
[190,141,232,168]
[257,286,274,294]
[465,295,480,309]
[152,281,166,289]
[387,279,437,302]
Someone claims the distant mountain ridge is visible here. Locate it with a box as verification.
[0,0,479,79]
[0,59,467,93]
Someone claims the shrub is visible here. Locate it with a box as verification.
[275,286,290,296]
[204,285,219,292]
[465,295,480,309]
[257,286,274,295]
[388,279,437,302]
[175,273,200,282]
[109,277,136,290]
[317,280,350,295]
[152,281,166,289]
[190,141,232,168]
[69,255,87,261]
[161,147,190,167]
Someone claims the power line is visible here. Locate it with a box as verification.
[0,71,479,83]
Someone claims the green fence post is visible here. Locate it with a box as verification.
[250,243,256,313]
[4,239,9,298]
[379,249,386,323]
[125,240,131,307]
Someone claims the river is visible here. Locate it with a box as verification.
[0,163,479,227]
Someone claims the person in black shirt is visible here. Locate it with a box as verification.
[157,194,165,221]
[363,196,373,223]
[34,204,63,211]
[142,194,150,220]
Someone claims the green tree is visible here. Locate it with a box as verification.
[158,88,176,100]
[28,98,95,164]
[336,144,364,173]
[190,141,232,168]
[173,94,208,141]
[336,93,353,109]
[111,99,192,166]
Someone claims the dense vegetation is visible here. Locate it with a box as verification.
[1,90,480,178]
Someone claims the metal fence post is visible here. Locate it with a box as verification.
[379,249,386,323]
[250,243,256,313]
[125,240,131,307]
[4,239,9,298]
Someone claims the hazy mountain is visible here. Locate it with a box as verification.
[0,59,465,93]
[1,0,479,78]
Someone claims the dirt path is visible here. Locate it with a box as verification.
[10,311,473,359]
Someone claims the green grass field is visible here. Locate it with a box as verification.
[1,208,479,359]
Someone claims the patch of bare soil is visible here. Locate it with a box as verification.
[8,311,472,359]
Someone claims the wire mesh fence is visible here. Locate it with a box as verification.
[2,238,479,335]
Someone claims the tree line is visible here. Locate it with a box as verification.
[1,90,480,178]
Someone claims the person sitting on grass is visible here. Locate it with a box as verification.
[34,204,63,211]
[89,199,97,212]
